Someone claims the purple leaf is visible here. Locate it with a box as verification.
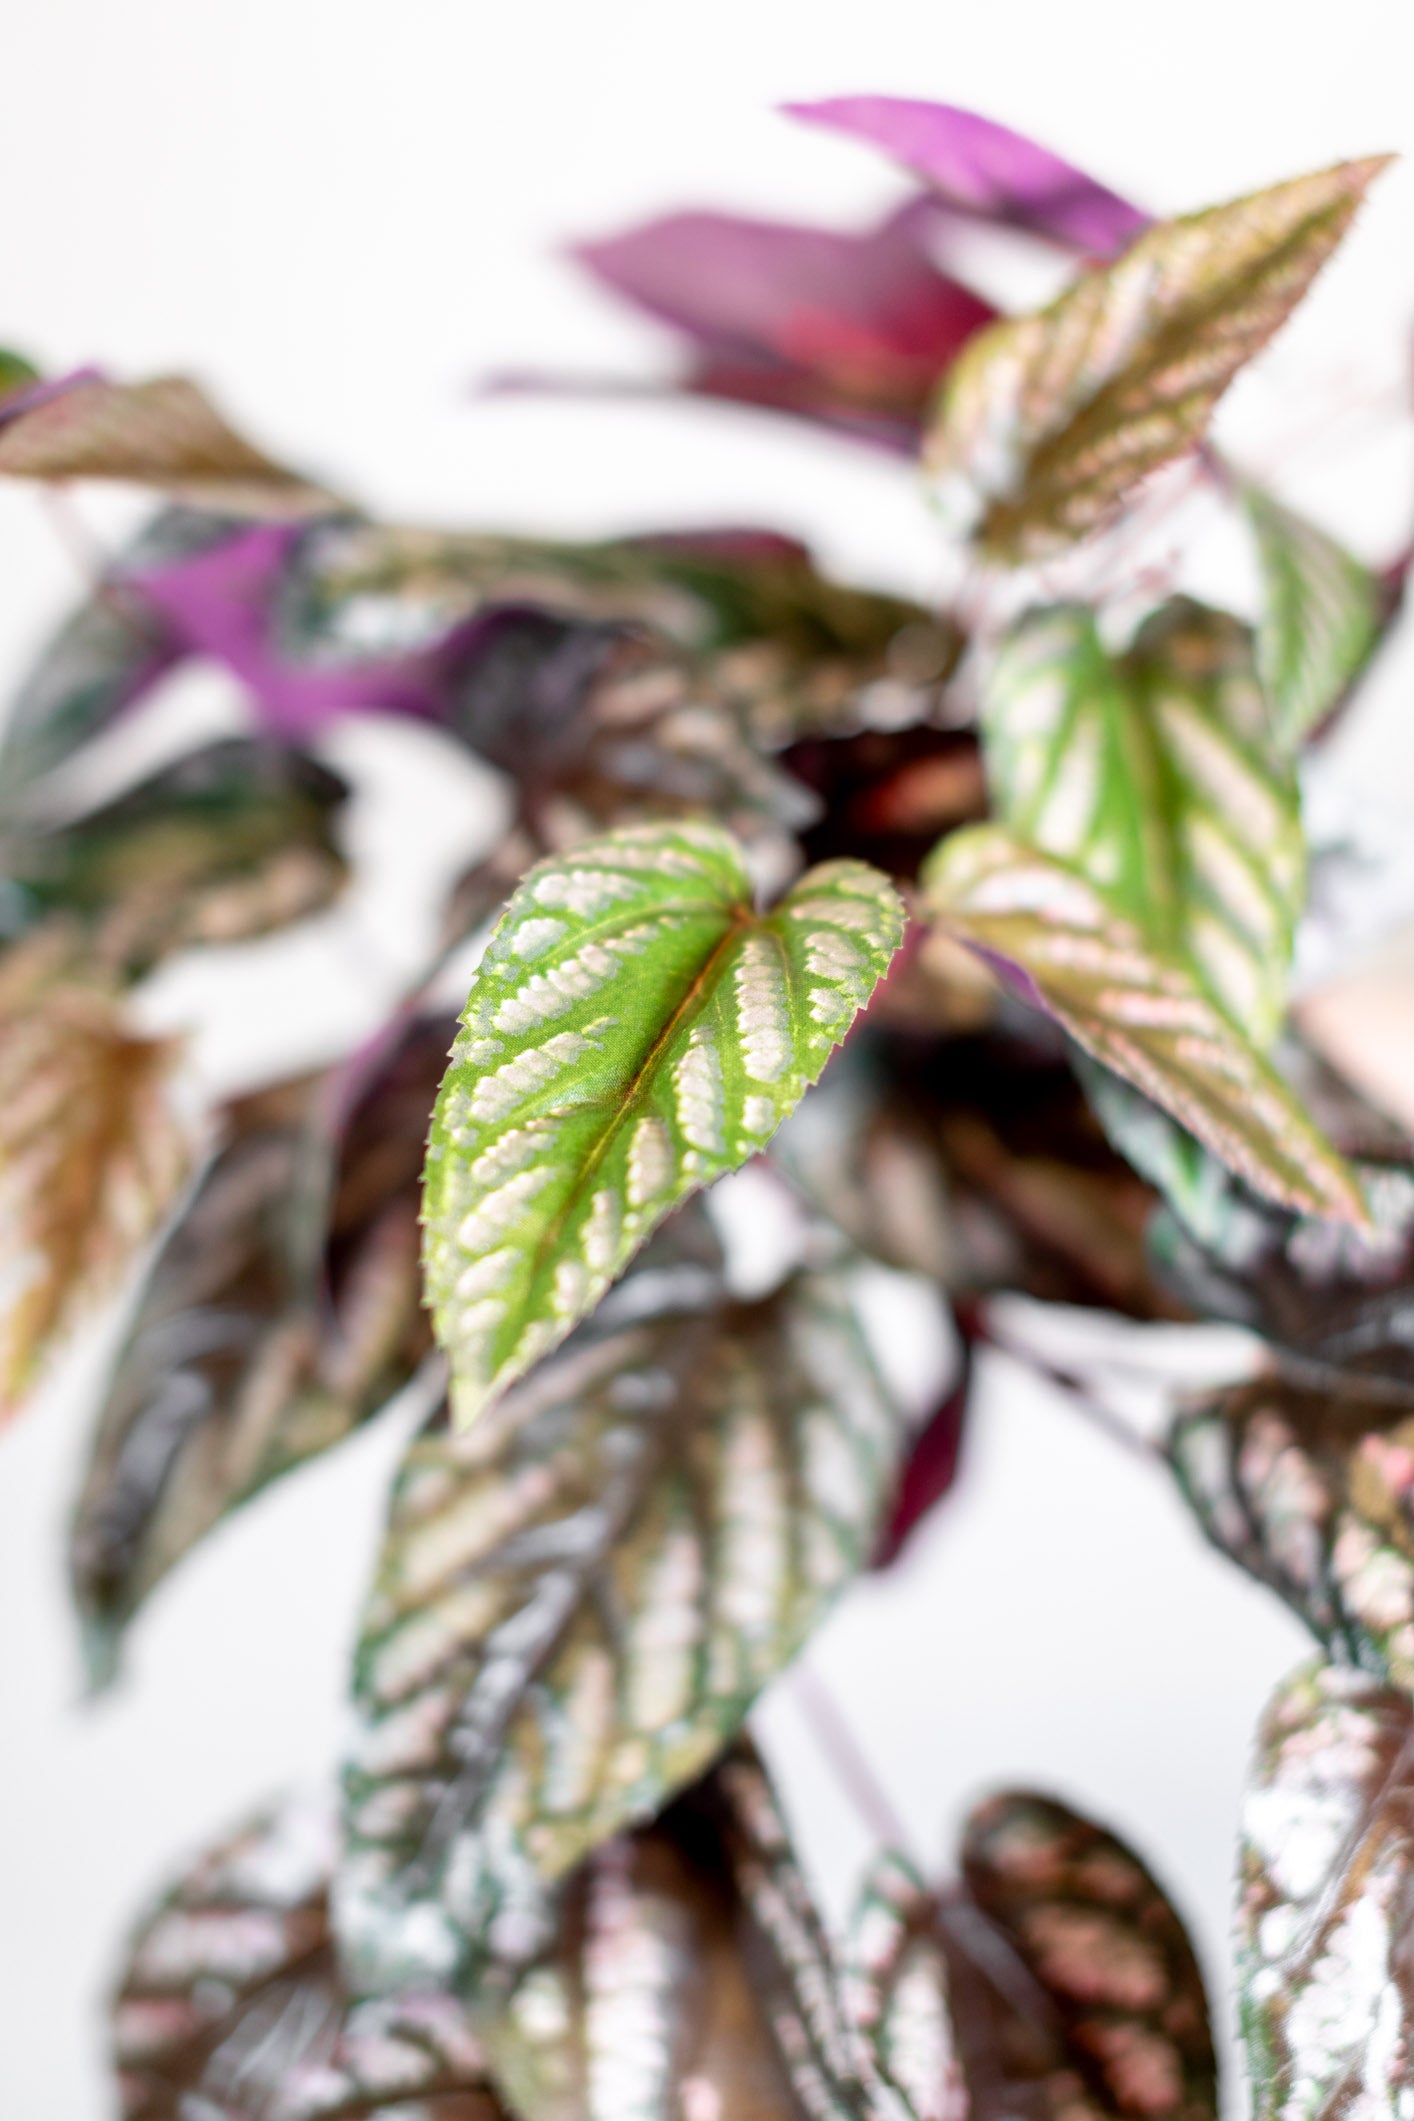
[573,200,995,444]
[785,97,1149,256]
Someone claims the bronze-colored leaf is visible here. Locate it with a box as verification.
[110,1791,509,2121]
[337,1215,904,1993]
[0,373,335,516]
[0,983,191,1417]
[70,1017,449,1657]
[1239,1660,1414,2120]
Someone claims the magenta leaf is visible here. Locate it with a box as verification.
[785,96,1149,256]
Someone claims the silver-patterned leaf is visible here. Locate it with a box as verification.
[1244,485,1383,753]
[1239,1660,1414,2121]
[337,1220,904,1994]
[925,161,1389,562]
[920,827,1364,1225]
[422,820,904,1426]
[110,1790,508,2121]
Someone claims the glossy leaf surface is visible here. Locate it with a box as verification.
[1244,485,1383,751]
[110,1791,507,2121]
[921,827,1364,1224]
[423,820,903,1425]
[1239,1661,1414,2121]
[983,602,1303,1047]
[0,372,333,514]
[0,983,191,1415]
[338,1221,903,1993]
[925,160,1387,561]
[71,1018,448,1655]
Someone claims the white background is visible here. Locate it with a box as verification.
[4,3,1414,2114]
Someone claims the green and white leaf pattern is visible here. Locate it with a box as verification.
[337,1223,904,1995]
[423,820,904,1426]
[1239,1660,1414,2121]
[921,828,1365,1224]
[1244,485,1383,753]
[925,160,1389,562]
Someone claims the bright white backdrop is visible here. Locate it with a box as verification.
[4,3,1414,2114]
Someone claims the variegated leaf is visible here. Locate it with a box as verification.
[846,1856,966,2121]
[1244,485,1383,752]
[0,983,192,1415]
[920,827,1365,1224]
[488,1744,897,2121]
[0,372,334,515]
[1239,1660,1414,2120]
[71,1018,448,1660]
[926,160,1388,561]
[337,1220,904,1994]
[422,820,904,1426]
[981,601,1303,1048]
[110,1790,508,2121]
[1171,1371,1414,1683]
[7,738,349,980]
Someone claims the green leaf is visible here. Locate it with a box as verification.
[0,347,40,397]
[1244,484,1383,752]
[337,1217,904,1994]
[422,820,904,1426]
[926,159,1389,562]
[71,1018,448,1663]
[921,826,1365,1225]
[1239,1660,1414,2121]
[982,601,1304,1048]
[110,1790,510,2121]
[7,738,349,980]
[487,1744,895,2121]
[1171,1371,1414,1682]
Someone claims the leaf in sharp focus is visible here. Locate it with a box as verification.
[336,1220,904,1994]
[487,1744,896,2121]
[0,985,191,1417]
[70,1018,449,1657]
[981,601,1304,1048]
[1239,1659,1414,2121]
[925,159,1389,562]
[9,738,350,980]
[110,1789,509,2121]
[422,820,904,1427]
[1243,483,1384,752]
[1170,1371,1414,1683]
[0,372,336,516]
[920,826,1365,1225]
[959,1793,1218,2121]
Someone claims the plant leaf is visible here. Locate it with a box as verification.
[925,159,1389,561]
[110,1789,509,2121]
[920,826,1365,1224]
[1243,483,1384,751]
[70,1017,449,1658]
[0,983,192,1416]
[1171,1371,1414,1682]
[0,373,335,516]
[1239,1660,1414,2120]
[337,1218,903,1994]
[7,738,350,980]
[983,601,1304,1047]
[487,1743,898,2121]
[422,820,904,1426]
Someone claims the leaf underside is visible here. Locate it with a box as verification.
[337,1217,902,1995]
[925,158,1388,561]
[422,819,904,1425]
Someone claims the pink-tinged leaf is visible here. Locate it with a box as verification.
[110,1791,509,2121]
[926,158,1390,562]
[573,201,995,442]
[0,373,335,516]
[785,98,1148,256]
[921,827,1366,1225]
[1239,1662,1414,2121]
